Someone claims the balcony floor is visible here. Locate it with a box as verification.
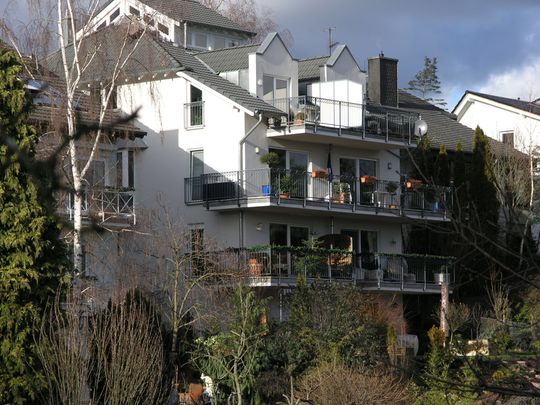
[200,195,449,222]
[267,123,415,150]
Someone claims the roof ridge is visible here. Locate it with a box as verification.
[299,55,330,62]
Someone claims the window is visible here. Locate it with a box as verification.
[128,151,134,188]
[109,8,120,23]
[190,150,204,200]
[359,159,377,176]
[143,14,154,26]
[158,23,169,35]
[501,132,514,148]
[129,6,140,17]
[193,32,207,49]
[115,151,135,188]
[186,85,204,127]
[360,230,378,270]
[290,226,309,247]
[262,75,289,103]
[270,223,287,246]
[86,160,105,188]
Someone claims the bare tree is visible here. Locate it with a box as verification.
[36,288,168,405]
[199,0,293,45]
[296,361,411,405]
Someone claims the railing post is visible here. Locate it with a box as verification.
[362,103,366,139]
[338,101,342,136]
[385,112,389,142]
[237,171,241,207]
[401,256,404,291]
[352,180,356,212]
[277,171,281,205]
[303,175,307,207]
[423,257,427,292]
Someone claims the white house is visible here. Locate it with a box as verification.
[48,1,455,319]
[453,91,540,153]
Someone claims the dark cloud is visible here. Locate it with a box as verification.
[269,0,540,107]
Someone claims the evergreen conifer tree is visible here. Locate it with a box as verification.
[407,57,447,108]
[435,144,450,186]
[470,126,499,235]
[412,134,434,181]
[0,48,67,404]
[453,142,467,219]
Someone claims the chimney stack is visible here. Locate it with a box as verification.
[367,53,398,107]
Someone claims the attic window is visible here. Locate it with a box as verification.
[110,8,120,23]
[158,23,169,35]
[97,21,106,30]
[129,6,140,17]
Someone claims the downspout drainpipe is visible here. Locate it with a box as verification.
[183,22,188,48]
[238,111,264,248]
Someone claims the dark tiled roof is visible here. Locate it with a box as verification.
[98,0,254,35]
[158,41,283,116]
[46,25,282,117]
[140,0,255,35]
[399,90,497,153]
[464,91,540,116]
[195,44,259,72]
[298,56,327,81]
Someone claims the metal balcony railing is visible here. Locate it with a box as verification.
[184,169,452,217]
[184,101,204,128]
[55,187,136,225]
[270,96,419,143]
[186,246,455,290]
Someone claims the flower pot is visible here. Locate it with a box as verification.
[279,192,290,199]
[262,185,272,196]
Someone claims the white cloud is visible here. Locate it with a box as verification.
[479,57,540,101]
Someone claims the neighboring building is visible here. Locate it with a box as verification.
[45,5,456,321]
[453,91,540,152]
[86,0,255,50]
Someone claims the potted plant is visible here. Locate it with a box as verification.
[279,175,293,198]
[332,182,351,203]
[360,175,378,185]
[294,111,305,124]
[385,181,399,208]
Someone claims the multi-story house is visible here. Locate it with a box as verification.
[46,0,455,321]
[453,91,540,153]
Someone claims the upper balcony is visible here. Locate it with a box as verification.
[55,187,136,226]
[185,169,452,221]
[267,96,420,149]
[189,246,455,294]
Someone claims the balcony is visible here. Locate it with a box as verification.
[184,169,452,220]
[55,187,136,226]
[267,96,419,148]
[189,246,455,293]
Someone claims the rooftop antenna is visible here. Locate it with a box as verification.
[324,27,338,55]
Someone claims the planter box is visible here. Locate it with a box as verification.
[360,175,378,185]
[311,170,328,179]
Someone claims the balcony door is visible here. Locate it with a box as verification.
[360,230,378,270]
[263,75,289,111]
[190,150,204,200]
[340,158,377,204]
[269,149,308,198]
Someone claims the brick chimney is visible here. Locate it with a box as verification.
[367,53,398,107]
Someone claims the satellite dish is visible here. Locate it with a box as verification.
[414,119,428,137]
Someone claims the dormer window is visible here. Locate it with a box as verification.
[110,8,120,23]
[158,23,169,36]
[129,6,140,18]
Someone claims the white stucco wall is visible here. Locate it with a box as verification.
[457,98,540,152]
[322,48,366,86]
[248,36,298,98]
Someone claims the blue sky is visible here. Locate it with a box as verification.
[3,0,540,110]
[265,0,540,109]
